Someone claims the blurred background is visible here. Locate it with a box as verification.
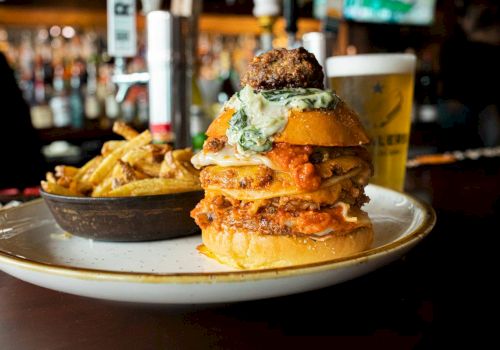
[0,0,499,192]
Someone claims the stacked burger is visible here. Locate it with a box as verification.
[191,48,374,269]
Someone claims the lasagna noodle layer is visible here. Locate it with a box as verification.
[203,167,363,201]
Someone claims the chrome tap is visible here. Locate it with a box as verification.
[112,57,150,104]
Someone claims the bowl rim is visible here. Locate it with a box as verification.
[39,188,204,203]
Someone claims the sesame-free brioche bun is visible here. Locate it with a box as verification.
[206,100,370,147]
[199,225,374,269]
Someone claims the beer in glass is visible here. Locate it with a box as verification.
[327,54,416,191]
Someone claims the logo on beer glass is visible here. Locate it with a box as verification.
[364,81,403,129]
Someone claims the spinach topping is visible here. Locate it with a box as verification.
[225,87,339,154]
[228,108,273,152]
[261,88,339,109]
[239,128,272,152]
[229,108,247,131]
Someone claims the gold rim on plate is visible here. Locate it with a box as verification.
[0,186,436,283]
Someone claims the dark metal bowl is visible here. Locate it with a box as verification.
[40,190,204,242]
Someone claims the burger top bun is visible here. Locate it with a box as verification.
[206,100,370,147]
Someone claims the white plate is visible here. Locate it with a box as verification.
[0,185,435,304]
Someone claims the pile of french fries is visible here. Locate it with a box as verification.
[41,122,201,197]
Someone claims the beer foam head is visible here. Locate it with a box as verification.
[327,54,416,77]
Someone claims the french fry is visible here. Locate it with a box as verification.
[143,143,172,161]
[171,148,192,162]
[92,161,120,194]
[91,176,113,197]
[105,178,200,197]
[133,169,150,180]
[101,140,126,156]
[121,147,152,165]
[89,130,152,185]
[110,160,137,189]
[92,158,148,197]
[68,156,102,195]
[46,172,57,184]
[53,165,78,188]
[132,159,161,177]
[41,181,83,196]
[113,121,139,140]
[119,160,136,182]
[55,165,78,178]
[72,156,102,184]
[160,148,200,182]
[56,176,73,188]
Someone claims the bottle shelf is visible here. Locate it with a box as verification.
[0,7,320,36]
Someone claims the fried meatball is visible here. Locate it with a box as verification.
[240,47,324,90]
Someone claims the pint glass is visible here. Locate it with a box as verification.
[327,54,416,191]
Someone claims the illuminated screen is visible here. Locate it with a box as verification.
[343,0,437,25]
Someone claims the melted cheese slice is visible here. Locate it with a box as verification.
[191,145,276,170]
[309,204,371,241]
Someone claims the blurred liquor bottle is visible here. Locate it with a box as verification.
[96,63,112,130]
[69,59,85,129]
[104,75,121,123]
[84,56,102,127]
[49,63,71,128]
[30,54,53,129]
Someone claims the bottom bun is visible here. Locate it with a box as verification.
[199,225,374,269]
